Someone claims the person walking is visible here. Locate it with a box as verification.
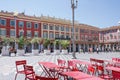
[97,47,99,54]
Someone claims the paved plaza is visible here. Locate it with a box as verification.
[0,52,120,80]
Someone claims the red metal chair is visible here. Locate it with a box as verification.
[96,59,113,80]
[35,75,58,80]
[112,70,120,79]
[87,65,95,75]
[67,60,79,71]
[57,59,68,70]
[112,58,118,62]
[90,58,97,66]
[57,59,69,79]
[24,65,36,80]
[15,60,27,80]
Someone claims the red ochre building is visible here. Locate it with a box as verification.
[0,11,120,52]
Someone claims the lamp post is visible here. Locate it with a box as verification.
[71,0,78,59]
[13,12,18,49]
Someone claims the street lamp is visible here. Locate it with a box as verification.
[13,12,18,49]
[71,0,78,59]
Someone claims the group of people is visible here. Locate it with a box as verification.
[8,46,17,56]
[80,47,99,54]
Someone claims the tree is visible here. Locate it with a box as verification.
[60,40,70,49]
[54,40,60,49]
[43,38,50,49]
[18,36,25,49]
[30,37,42,44]
[30,37,42,49]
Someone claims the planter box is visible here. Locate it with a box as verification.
[1,46,9,56]
[54,50,60,55]
[32,50,39,55]
[61,50,68,54]
[17,49,25,56]
[44,50,50,55]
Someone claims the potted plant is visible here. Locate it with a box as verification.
[43,38,50,54]
[60,40,70,54]
[54,40,60,54]
[1,37,10,56]
[30,37,42,55]
[17,36,25,56]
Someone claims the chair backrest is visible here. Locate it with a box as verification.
[112,58,118,62]
[15,60,27,72]
[24,65,34,72]
[57,59,66,67]
[24,65,35,79]
[87,65,95,75]
[117,58,120,62]
[35,76,58,80]
[67,60,78,71]
[90,58,96,66]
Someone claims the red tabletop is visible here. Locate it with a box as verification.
[72,60,91,66]
[106,66,120,72]
[38,62,61,78]
[38,62,60,69]
[62,71,104,80]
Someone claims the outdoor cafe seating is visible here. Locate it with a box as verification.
[15,60,27,80]
[15,57,120,80]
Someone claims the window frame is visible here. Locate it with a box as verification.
[19,21,24,27]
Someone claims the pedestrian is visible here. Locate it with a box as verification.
[97,47,99,54]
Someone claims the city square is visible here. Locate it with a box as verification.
[0,0,120,80]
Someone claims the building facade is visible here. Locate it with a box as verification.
[99,26,120,52]
[1,11,119,52]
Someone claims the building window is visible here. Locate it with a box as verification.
[19,31,24,37]
[34,32,38,37]
[61,26,64,31]
[71,28,73,32]
[43,24,48,29]
[81,35,85,41]
[43,32,48,38]
[66,27,69,32]
[61,34,64,39]
[75,28,78,32]
[49,32,54,39]
[55,25,59,31]
[1,19,6,26]
[19,21,24,27]
[27,31,32,37]
[55,34,59,38]
[10,30,15,36]
[19,30,24,36]
[0,29,6,36]
[80,29,85,33]
[66,35,70,39]
[110,34,113,39]
[49,25,54,30]
[34,23,39,29]
[76,36,78,40]
[10,20,15,27]
[26,22,31,28]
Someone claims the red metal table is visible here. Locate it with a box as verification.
[62,71,104,80]
[72,60,92,72]
[38,62,60,78]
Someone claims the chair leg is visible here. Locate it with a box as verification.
[14,73,18,80]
